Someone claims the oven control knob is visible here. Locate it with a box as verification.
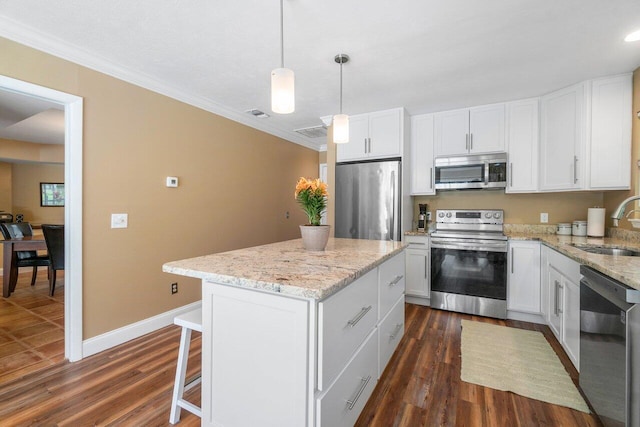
[445,212,452,218]
[493,212,501,219]
[485,212,492,218]
[438,212,445,218]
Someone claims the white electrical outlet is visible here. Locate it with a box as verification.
[166,176,178,187]
[111,213,128,228]
[540,213,549,223]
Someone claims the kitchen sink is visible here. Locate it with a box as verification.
[569,244,640,256]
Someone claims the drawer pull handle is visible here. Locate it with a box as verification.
[347,305,372,328]
[390,323,403,340]
[410,242,426,245]
[346,375,372,410]
[388,275,403,286]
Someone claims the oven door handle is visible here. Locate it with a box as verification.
[430,240,508,253]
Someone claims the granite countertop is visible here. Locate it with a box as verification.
[163,237,406,300]
[507,231,640,291]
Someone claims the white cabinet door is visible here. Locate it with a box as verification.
[434,108,469,156]
[507,241,541,314]
[506,98,539,193]
[540,83,586,190]
[563,277,580,370]
[410,114,435,195]
[369,109,402,158]
[540,246,550,320]
[337,114,369,162]
[405,247,430,298]
[589,74,632,189]
[547,267,563,341]
[469,103,505,154]
[378,296,405,378]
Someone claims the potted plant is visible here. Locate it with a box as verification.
[294,177,330,251]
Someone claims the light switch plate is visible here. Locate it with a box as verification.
[111,213,128,228]
[166,176,178,187]
[540,213,549,223]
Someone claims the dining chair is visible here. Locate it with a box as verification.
[0,222,50,293]
[41,224,64,296]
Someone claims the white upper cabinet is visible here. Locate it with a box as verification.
[539,82,586,191]
[410,114,435,195]
[336,108,404,162]
[506,98,539,193]
[539,74,632,192]
[588,74,632,189]
[434,103,505,156]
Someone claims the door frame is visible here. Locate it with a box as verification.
[0,75,83,361]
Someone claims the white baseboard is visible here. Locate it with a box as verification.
[82,301,202,358]
[406,295,430,307]
[507,310,546,325]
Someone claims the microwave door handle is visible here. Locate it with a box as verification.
[484,162,489,186]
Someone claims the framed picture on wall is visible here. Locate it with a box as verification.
[40,182,65,207]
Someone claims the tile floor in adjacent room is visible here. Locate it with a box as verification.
[0,268,65,383]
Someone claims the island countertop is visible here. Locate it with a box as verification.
[163,237,406,300]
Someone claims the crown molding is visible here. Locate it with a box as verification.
[0,17,322,152]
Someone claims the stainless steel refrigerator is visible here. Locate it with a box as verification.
[335,159,402,241]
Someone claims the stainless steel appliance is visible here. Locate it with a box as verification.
[335,159,401,241]
[434,153,507,190]
[579,266,640,427]
[430,209,507,319]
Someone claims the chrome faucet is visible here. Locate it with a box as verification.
[611,195,640,226]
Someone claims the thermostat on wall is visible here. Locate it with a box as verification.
[166,176,179,187]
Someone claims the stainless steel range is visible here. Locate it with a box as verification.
[430,209,508,319]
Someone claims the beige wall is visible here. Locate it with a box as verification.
[0,161,11,212]
[0,37,319,338]
[412,191,604,230]
[11,163,64,224]
[0,138,64,163]
[603,67,640,229]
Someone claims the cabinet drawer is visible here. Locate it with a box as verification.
[378,252,405,318]
[318,268,378,390]
[378,296,405,378]
[316,330,378,427]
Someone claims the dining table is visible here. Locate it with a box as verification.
[2,236,47,297]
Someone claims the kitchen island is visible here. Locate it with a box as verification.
[163,237,406,427]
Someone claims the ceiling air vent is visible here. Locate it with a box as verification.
[294,125,327,139]
[245,109,270,118]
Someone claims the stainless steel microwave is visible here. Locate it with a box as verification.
[434,153,508,190]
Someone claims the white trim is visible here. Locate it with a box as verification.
[82,301,202,358]
[405,296,430,307]
[0,16,321,152]
[0,75,84,362]
[506,310,546,325]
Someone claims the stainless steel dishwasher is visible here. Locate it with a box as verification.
[579,266,640,427]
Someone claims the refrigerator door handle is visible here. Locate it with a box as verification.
[390,170,396,241]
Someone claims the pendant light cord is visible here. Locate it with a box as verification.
[339,60,343,114]
[280,0,284,68]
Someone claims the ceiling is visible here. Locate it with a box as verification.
[0,0,639,150]
[0,89,64,145]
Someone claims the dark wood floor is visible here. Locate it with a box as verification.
[356,304,603,427]
[0,299,603,426]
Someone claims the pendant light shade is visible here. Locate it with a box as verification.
[333,54,350,144]
[333,113,349,144]
[271,68,295,114]
[271,0,294,114]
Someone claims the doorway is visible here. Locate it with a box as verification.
[0,75,83,362]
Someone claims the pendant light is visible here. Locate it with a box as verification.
[271,0,294,114]
[333,54,350,144]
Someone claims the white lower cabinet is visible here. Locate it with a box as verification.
[378,296,405,377]
[542,246,580,370]
[316,251,405,426]
[318,268,378,390]
[507,240,541,314]
[405,235,430,299]
[316,331,378,427]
